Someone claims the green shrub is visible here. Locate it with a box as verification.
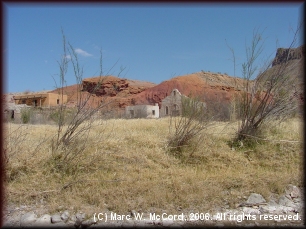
[21,108,32,124]
[49,108,76,125]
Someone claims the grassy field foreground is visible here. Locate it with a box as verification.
[4,117,303,216]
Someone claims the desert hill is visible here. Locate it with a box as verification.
[128,72,247,108]
[50,76,157,109]
[59,71,248,111]
[257,45,304,104]
[73,45,303,111]
[272,45,304,67]
[5,45,303,114]
[260,45,304,82]
[48,71,248,110]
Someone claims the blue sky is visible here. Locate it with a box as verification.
[4,3,303,93]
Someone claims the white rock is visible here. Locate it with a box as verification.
[34,214,51,225]
[121,220,135,227]
[3,216,20,227]
[74,212,86,227]
[130,210,137,218]
[152,220,163,226]
[61,210,70,222]
[268,199,278,206]
[291,188,301,198]
[81,218,97,227]
[246,193,266,204]
[286,185,301,198]
[20,212,37,226]
[280,206,295,214]
[259,205,277,214]
[242,207,261,215]
[279,195,297,208]
[292,197,301,203]
[51,214,62,223]
[162,219,174,226]
[135,219,154,225]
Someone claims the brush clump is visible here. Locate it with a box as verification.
[4,117,303,216]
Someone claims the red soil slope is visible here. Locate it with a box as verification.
[129,72,246,108]
[49,72,247,110]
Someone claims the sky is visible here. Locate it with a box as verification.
[4,3,304,93]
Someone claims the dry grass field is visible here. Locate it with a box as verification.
[3,117,303,216]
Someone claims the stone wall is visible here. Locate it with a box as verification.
[125,104,159,119]
[160,89,184,117]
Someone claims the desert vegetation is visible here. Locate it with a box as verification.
[4,117,303,216]
[167,96,213,158]
[4,27,303,219]
[230,27,303,148]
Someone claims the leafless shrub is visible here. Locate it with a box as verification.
[50,30,122,172]
[4,123,49,181]
[167,95,212,157]
[234,25,303,147]
[201,94,231,121]
[3,124,29,165]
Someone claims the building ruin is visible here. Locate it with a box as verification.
[13,92,67,108]
[125,89,205,118]
[125,104,160,119]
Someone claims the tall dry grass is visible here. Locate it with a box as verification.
[4,117,303,216]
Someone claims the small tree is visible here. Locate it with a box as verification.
[51,30,122,171]
[167,95,211,157]
[20,107,32,124]
[234,26,302,146]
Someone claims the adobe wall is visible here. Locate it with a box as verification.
[46,93,68,106]
[125,104,159,118]
[160,89,183,117]
[14,93,67,107]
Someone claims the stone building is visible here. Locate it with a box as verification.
[13,92,67,108]
[125,89,206,119]
[160,89,186,117]
[125,104,160,119]
[160,88,206,117]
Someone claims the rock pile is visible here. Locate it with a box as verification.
[3,185,304,227]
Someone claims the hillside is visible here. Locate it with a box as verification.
[6,45,303,112]
[272,45,304,67]
[260,45,304,83]
[49,72,247,110]
[257,45,304,104]
[50,76,157,109]
[72,45,304,110]
[129,72,247,108]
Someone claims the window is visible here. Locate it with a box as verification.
[172,104,179,116]
[166,106,169,115]
[152,110,155,116]
[22,99,26,104]
[130,110,134,118]
[34,100,38,107]
[173,90,176,96]
[57,99,60,105]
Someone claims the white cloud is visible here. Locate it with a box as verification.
[75,48,93,57]
[65,54,71,60]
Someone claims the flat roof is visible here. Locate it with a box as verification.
[13,94,48,99]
